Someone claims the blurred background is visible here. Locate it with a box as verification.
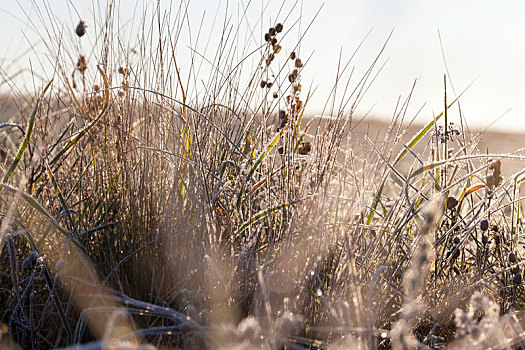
[1,0,524,132]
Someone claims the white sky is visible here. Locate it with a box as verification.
[1,0,525,132]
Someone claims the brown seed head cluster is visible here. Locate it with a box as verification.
[76,55,87,73]
[264,23,283,66]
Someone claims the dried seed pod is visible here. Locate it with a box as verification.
[260,80,266,88]
[266,82,273,88]
[450,246,459,261]
[511,266,521,274]
[76,55,87,73]
[269,27,276,36]
[290,52,296,60]
[446,196,458,210]
[29,251,39,264]
[296,100,303,110]
[273,45,282,54]
[451,247,460,260]
[514,273,522,285]
[480,219,489,231]
[298,142,311,155]
[509,252,517,263]
[278,146,284,154]
[453,237,460,245]
[264,33,271,42]
[288,74,295,83]
[271,37,278,46]
[293,69,298,77]
[118,66,129,76]
[278,110,288,130]
[273,92,278,99]
[295,58,303,68]
[76,20,86,37]
[22,257,32,270]
[293,84,302,93]
[266,53,275,66]
[275,23,283,33]
[93,85,100,92]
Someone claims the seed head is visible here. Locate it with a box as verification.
[275,23,283,33]
[76,20,86,37]
[295,58,303,68]
[451,247,460,260]
[118,66,129,76]
[76,55,87,73]
[298,142,311,155]
[509,252,517,263]
[514,273,522,285]
[446,196,458,210]
[480,219,489,231]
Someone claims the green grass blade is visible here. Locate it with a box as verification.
[0,183,69,235]
[236,124,288,209]
[2,80,53,183]
[46,163,77,235]
[235,203,288,236]
[366,98,459,226]
[49,66,109,166]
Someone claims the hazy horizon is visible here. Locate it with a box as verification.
[1,1,525,132]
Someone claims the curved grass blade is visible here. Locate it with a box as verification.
[235,203,288,236]
[366,99,459,226]
[236,123,289,209]
[0,183,69,235]
[46,163,77,235]
[2,80,53,183]
[49,66,109,166]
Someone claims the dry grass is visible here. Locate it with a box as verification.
[2,1,525,349]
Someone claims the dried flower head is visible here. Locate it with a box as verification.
[480,219,489,231]
[76,20,86,37]
[118,66,129,76]
[446,196,458,210]
[298,142,311,155]
[76,55,87,73]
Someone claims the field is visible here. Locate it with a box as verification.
[2,2,525,349]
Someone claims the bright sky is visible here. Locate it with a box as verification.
[1,1,525,132]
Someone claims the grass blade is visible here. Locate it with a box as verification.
[2,80,53,183]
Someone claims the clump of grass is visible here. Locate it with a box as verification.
[2,1,525,349]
